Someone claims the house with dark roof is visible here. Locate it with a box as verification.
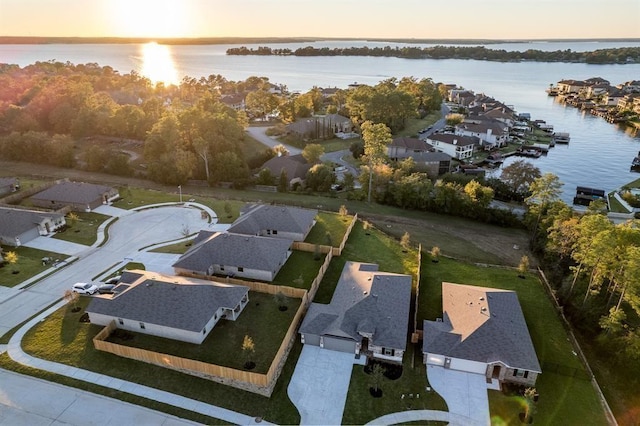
[423,283,541,387]
[287,114,352,140]
[0,177,19,197]
[455,120,509,149]
[387,137,433,160]
[30,181,119,212]
[425,133,478,160]
[0,207,66,246]
[227,204,317,242]
[299,261,412,364]
[409,151,453,177]
[173,231,293,282]
[87,270,249,344]
[260,154,312,189]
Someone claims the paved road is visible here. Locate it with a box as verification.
[0,205,208,336]
[0,369,199,426]
[246,126,302,155]
[321,149,359,177]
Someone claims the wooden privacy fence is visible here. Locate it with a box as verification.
[94,290,309,397]
[337,213,358,255]
[0,179,61,205]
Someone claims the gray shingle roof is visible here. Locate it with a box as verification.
[173,231,292,273]
[423,282,541,373]
[300,261,412,350]
[87,270,248,332]
[30,181,115,205]
[227,204,317,238]
[427,133,479,147]
[261,154,312,180]
[390,137,431,150]
[0,207,63,238]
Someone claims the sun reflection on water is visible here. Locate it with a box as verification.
[140,42,179,86]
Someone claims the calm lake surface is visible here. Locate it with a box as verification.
[1,41,639,203]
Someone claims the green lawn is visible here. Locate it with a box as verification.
[272,250,322,289]
[607,192,630,213]
[52,212,109,246]
[394,112,442,138]
[305,211,352,246]
[19,296,301,424]
[343,344,448,424]
[320,138,357,153]
[101,292,301,373]
[418,255,608,425]
[0,245,67,288]
[150,240,194,254]
[314,221,418,304]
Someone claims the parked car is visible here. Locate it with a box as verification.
[72,282,98,295]
[97,283,116,294]
[105,275,121,285]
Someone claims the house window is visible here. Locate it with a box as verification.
[513,369,525,378]
[238,267,244,272]
[202,328,206,334]
[139,322,145,329]
[383,348,395,356]
[118,318,124,325]
[524,371,529,379]
[272,230,277,235]
[220,266,225,271]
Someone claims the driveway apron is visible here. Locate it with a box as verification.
[426,365,490,426]
[288,345,365,425]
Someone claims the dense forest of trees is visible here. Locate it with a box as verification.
[227,45,640,64]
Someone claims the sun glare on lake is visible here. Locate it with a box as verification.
[141,42,179,86]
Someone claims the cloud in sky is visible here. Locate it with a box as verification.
[1,0,639,39]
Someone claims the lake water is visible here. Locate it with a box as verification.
[1,41,639,203]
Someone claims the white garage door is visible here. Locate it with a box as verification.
[323,336,356,353]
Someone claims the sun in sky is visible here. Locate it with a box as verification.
[109,0,190,38]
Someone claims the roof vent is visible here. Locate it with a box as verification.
[363,291,368,295]
[481,307,487,312]
[479,297,485,301]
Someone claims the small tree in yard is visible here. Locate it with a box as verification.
[293,273,304,287]
[430,246,441,263]
[518,255,530,279]
[314,243,321,260]
[370,363,386,397]
[224,201,232,218]
[363,220,371,235]
[522,387,538,423]
[325,231,333,246]
[66,212,79,227]
[274,291,288,311]
[242,335,256,369]
[4,251,18,268]
[64,289,80,312]
[401,232,411,252]
[339,204,348,218]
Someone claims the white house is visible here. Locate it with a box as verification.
[87,270,249,345]
[425,133,477,160]
[423,282,541,387]
[0,207,66,247]
[173,231,293,282]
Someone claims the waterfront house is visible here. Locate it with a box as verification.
[173,231,293,282]
[423,282,541,387]
[557,79,588,94]
[601,89,626,107]
[0,207,66,247]
[455,120,508,149]
[300,261,412,364]
[227,204,317,242]
[220,93,246,111]
[29,181,119,212]
[426,134,477,160]
[87,270,249,345]
[617,80,640,94]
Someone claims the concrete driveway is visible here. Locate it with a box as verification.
[426,365,490,426]
[288,345,366,425]
[23,236,88,256]
[246,126,301,154]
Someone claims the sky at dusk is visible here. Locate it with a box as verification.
[1,0,639,40]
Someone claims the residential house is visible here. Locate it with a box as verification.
[423,282,541,387]
[0,207,66,246]
[260,154,312,189]
[0,177,19,197]
[618,94,640,113]
[287,114,352,140]
[87,270,249,345]
[455,120,509,149]
[387,137,433,161]
[449,90,476,107]
[584,77,610,86]
[173,231,293,282]
[30,181,119,212]
[617,80,640,93]
[300,261,412,364]
[227,204,317,242]
[220,93,246,111]
[584,83,613,100]
[481,108,516,128]
[409,151,452,177]
[601,89,625,107]
[426,133,477,160]
[556,79,588,94]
